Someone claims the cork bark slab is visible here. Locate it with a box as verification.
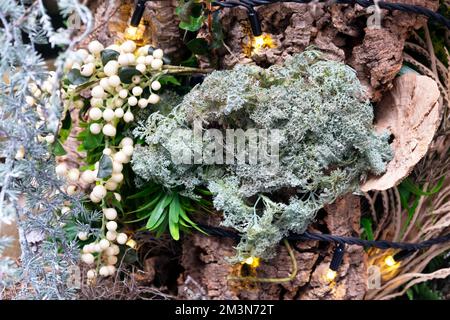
[361,73,441,191]
[177,194,367,300]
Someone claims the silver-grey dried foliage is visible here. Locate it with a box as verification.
[0,0,94,299]
[132,51,393,261]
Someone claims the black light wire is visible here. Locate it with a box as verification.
[197,223,450,262]
[211,0,450,31]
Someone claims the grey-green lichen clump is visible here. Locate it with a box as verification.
[132,50,393,261]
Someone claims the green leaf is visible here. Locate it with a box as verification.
[118,66,142,84]
[186,38,209,55]
[127,184,161,200]
[158,75,181,86]
[169,219,180,240]
[179,207,206,234]
[211,11,224,49]
[80,129,104,150]
[169,194,180,224]
[401,177,444,196]
[53,139,67,156]
[67,68,89,85]
[128,193,162,215]
[155,218,169,238]
[59,110,72,143]
[148,210,167,231]
[361,217,374,241]
[97,154,113,179]
[179,15,205,32]
[101,49,120,66]
[146,194,173,229]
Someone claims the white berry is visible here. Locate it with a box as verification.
[81,253,95,265]
[120,138,133,147]
[99,239,110,250]
[138,98,148,108]
[90,193,102,203]
[114,193,122,201]
[100,78,111,90]
[107,256,118,265]
[112,161,123,173]
[118,54,129,66]
[148,93,160,104]
[88,40,104,55]
[123,111,134,123]
[120,40,136,53]
[132,86,143,96]
[118,89,128,99]
[132,75,141,84]
[105,180,118,191]
[80,63,95,77]
[81,169,96,184]
[126,53,135,65]
[67,185,77,195]
[91,85,105,98]
[99,266,110,277]
[102,123,116,137]
[103,208,117,220]
[151,58,163,70]
[122,145,134,156]
[90,123,102,134]
[144,55,154,65]
[102,108,115,121]
[111,173,124,183]
[104,60,119,77]
[106,230,117,241]
[136,56,146,64]
[55,163,68,177]
[113,151,127,163]
[151,80,161,91]
[108,75,121,88]
[77,231,88,241]
[106,221,118,231]
[67,168,80,182]
[136,63,146,73]
[92,185,107,199]
[87,269,97,279]
[89,107,103,121]
[116,233,128,244]
[128,96,137,106]
[114,98,124,108]
[91,97,103,108]
[114,108,124,118]
[152,49,164,59]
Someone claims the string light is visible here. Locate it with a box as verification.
[124,23,146,42]
[251,33,275,53]
[243,256,260,268]
[325,269,337,282]
[130,0,147,27]
[124,0,148,43]
[324,243,345,282]
[247,8,262,37]
[384,255,397,267]
[126,238,137,249]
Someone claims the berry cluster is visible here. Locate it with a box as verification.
[55,39,169,282]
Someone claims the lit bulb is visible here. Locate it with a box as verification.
[242,256,260,268]
[325,269,337,282]
[126,239,137,249]
[249,33,275,56]
[384,255,397,267]
[124,23,146,43]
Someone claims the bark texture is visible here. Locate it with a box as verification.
[201,0,438,100]
[177,195,367,300]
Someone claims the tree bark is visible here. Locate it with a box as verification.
[177,195,367,300]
